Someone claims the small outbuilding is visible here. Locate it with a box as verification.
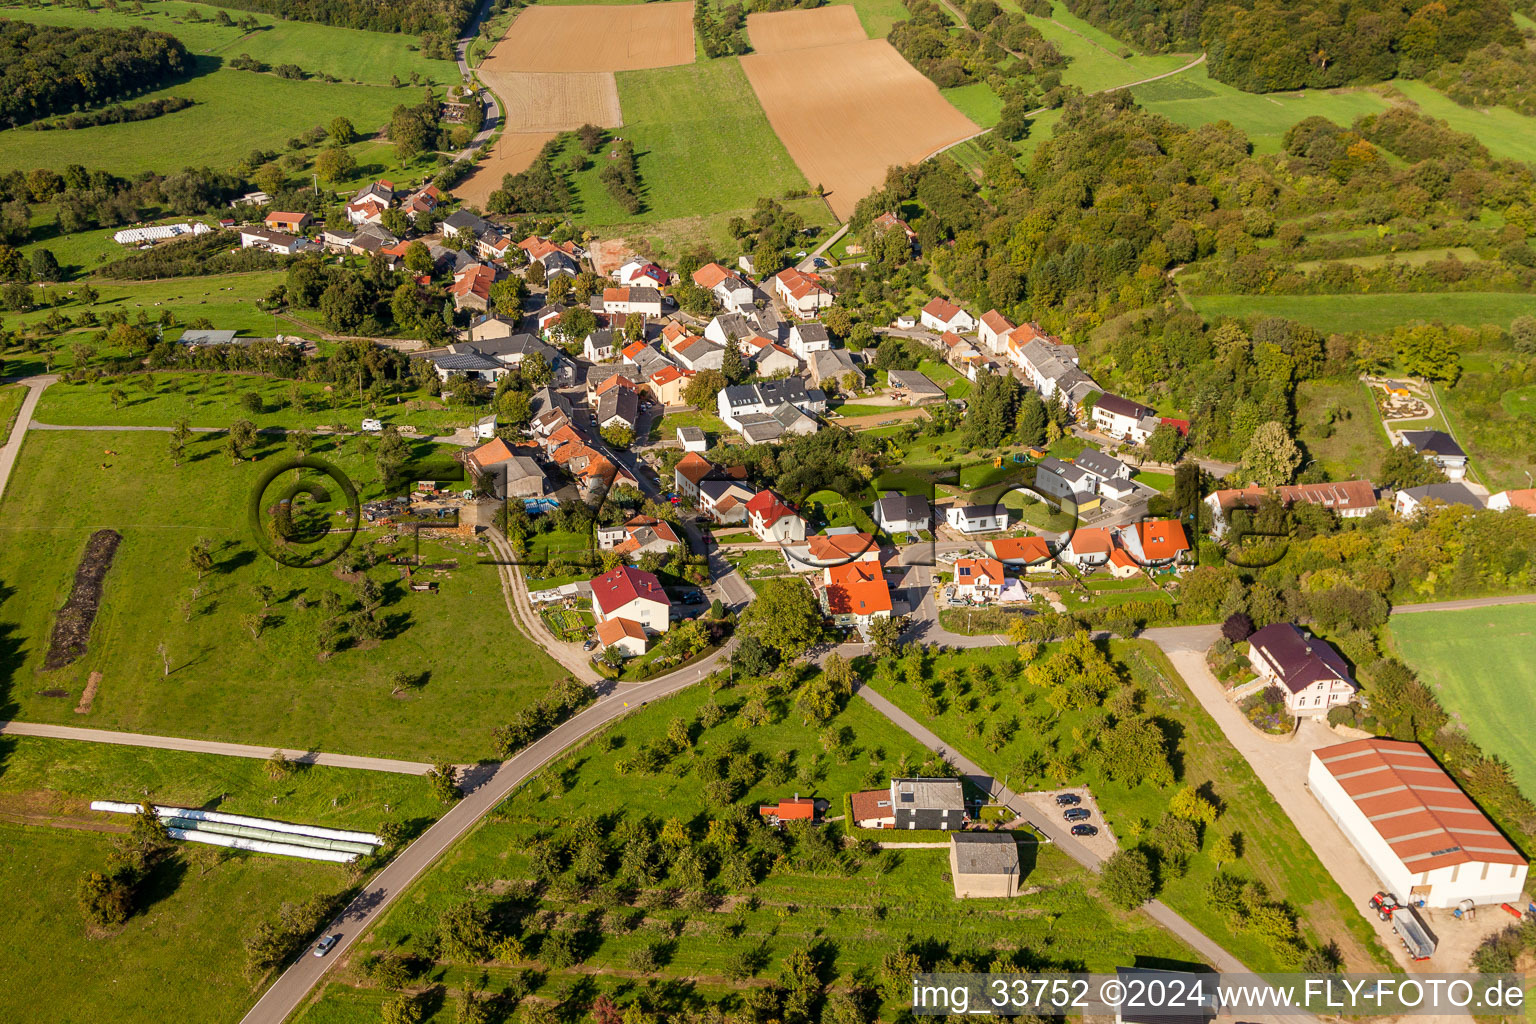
[948,832,1022,898]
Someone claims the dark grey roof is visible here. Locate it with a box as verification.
[432,351,503,371]
[530,386,571,419]
[627,286,662,304]
[1399,430,1465,458]
[711,312,758,340]
[737,416,784,443]
[597,387,639,426]
[455,334,557,361]
[876,493,930,523]
[178,329,239,346]
[585,364,641,388]
[950,833,1020,875]
[1248,622,1352,695]
[676,426,706,442]
[888,369,945,396]
[757,377,810,405]
[1095,393,1153,420]
[1400,482,1483,508]
[443,210,489,235]
[586,329,617,348]
[1074,449,1124,479]
[952,503,1006,521]
[793,322,829,343]
[722,384,762,409]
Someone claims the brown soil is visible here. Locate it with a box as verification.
[746,4,865,51]
[482,3,696,73]
[739,14,980,219]
[75,671,102,714]
[483,71,622,133]
[43,530,120,671]
[453,132,559,206]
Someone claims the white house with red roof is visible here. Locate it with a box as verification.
[919,297,975,334]
[773,268,833,318]
[821,561,892,627]
[976,309,1014,353]
[1308,738,1527,907]
[595,515,682,562]
[614,259,669,288]
[1116,519,1189,567]
[590,565,672,634]
[602,287,664,317]
[953,557,1007,601]
[747,490,806,544]
[693,262,755,312]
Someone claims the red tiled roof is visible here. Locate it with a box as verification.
[760,797,816,820]
[595,616,646,646]
[622,340,649,359]
[825,561,891,616]
[746,489,797,526]
[922,297,961,321]
[675,452,714,485]
[980,309,1013,335]
[774,267,827,301]
[602,287,627,303]
[1066,526,1112,556]
[1134,519,1189,561]
[467,437,517,470]
[591,565,670,616]
[649,365,685,385]
[988,536,1052,563]
[1314,739,1526,873]
[850,788,892,824]
[807,532,877,560]
[1500,488,1536,513]
[1109,547,1138,570]
[1210,481,1376,516]
[692,262,731,289]
[955,557,1005,585]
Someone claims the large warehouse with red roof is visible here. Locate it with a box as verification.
[1308,738,1527,908]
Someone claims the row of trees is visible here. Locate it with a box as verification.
[0,22,191,128]
[198,0,476,35]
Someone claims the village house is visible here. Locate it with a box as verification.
[953,556,1007,601]
[601,286,664,317]
[873,211,917,247]
[888,778,966,830]
[1395,430,1468,480]
[238,227,302,255]
[264,211,311,233]
[949,833,1022,899]
[1034,457,1100,506]
[822,561,892,627]
[1091,394,1159,443]
[590,565,672,634]
[693,262,755,313]
[944,503,1009,535]
[442,210,489,241]
[1247,622,1358,716]
[1059,526,1114,571]
[1074,449,1132,486]
[749,339,800,377]
[583,329,618,362]
[873,492,930,535]
[345,194,389,226]
[1014,335,1099,408]
[613,259,669,288]
[747,490,806,543]
[449,263,499,312]
[1205,480,1378,537]
[596,515,682,561]
[402,184,443,220]
[673,336,726,372]
[475,231,514,263]
[676,425,708,452]
[644,365,691,406]
[1116,519,1189,567]
[787,322,831,360]
[783,529,881,572]
[673,451,717,501]
[1308,739,1528,908]
[464,437,548,499]
[919,297,975,334]
[1394,482,1484,516]
[809,348,860,388]
[850,788,896,829]
[758,797,817,825]
[698,477,756,524]
[425,350,507,385]
[976,309,1014,354]
[595,616,648,659]
[596,385,641,433]
[774,267,833,318]
[1489,488,1536,515]
[986,536,1056,572]
[704,311,766,348]
[716,379,826,432]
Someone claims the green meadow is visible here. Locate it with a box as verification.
[1187,292,1534,334]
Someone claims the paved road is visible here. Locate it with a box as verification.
[856,683,1252,973]
[451,0,501,161]
[0,374,54,501]
[1392,593,1536,614]
[0,721,432,774]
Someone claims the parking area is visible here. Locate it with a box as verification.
[1018,786,1119,861]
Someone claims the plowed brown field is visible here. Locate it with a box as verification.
[739,15,980,220]
[746,5,865,52]
[483,3,696,73]
[452,132,559,206]
[482,71,622,133]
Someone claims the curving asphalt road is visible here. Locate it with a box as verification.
[0,374,55,501]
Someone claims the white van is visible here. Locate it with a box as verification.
[361,418,383,432]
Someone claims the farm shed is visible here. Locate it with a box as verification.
[1307,738,1528,908]
[948,833,1022,898]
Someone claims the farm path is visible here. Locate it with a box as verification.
[1392,592,1536,614]
[0,720,433,775]
[0,373,55,501]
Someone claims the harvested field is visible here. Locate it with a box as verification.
[452,132,559,205]
[482,3,696,73]
[44,529,120,671]
[747,4,866,51]
[739,16,980,219]
[482,70,622,132]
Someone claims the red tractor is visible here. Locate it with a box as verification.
[1368,892,1398,921]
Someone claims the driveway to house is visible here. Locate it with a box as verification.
[0,721,433,774]
[0,374,55,501]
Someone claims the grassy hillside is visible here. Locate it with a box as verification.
[1187,292,1534,334]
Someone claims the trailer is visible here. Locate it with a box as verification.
[1392,904,1435,961]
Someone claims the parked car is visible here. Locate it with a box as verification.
[1070,824,1098,837]
[1054,793,1081,807]
[313,934,341,957]
[1063,807,1091,822]
[582,639,596,651]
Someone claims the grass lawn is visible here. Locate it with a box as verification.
[1294,377,1391,482]
[942,82,1005,127]
[297,682,1200,1022]
[21,214,217,280]
[834,0,912,38]
[1029,3,1195,94]
[828,402,906,419]
[0,384,25,446]
[1388,80,1536,165]
[1132,67,1391,153]
[0,429,565,761]
[0,822,346,1024]
[1187,292,1534,334]
[527,529,596,563]
[874,641,1392,972]
[0,62,408,177]
[1438,375,1536,492]
[549,58,813,230]
[654,407,728,439]
[1134,470,1174,492]
[0,735,442,832]
[8,0,455,85]
[1391,604,1536,798]
[36,372,478,433]
[11,274,315,342]
[1290,246,1482,272]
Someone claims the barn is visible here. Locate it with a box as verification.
[1307,738,1528,908]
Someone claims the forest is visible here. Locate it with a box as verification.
[200,0,475,34]
[0,22,192,128]
[1061,0,1524,92]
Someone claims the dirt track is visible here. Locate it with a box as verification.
[481,70,622,132]
[746,4,865,51]
[739,19,979,220]
[482,3,696,73]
